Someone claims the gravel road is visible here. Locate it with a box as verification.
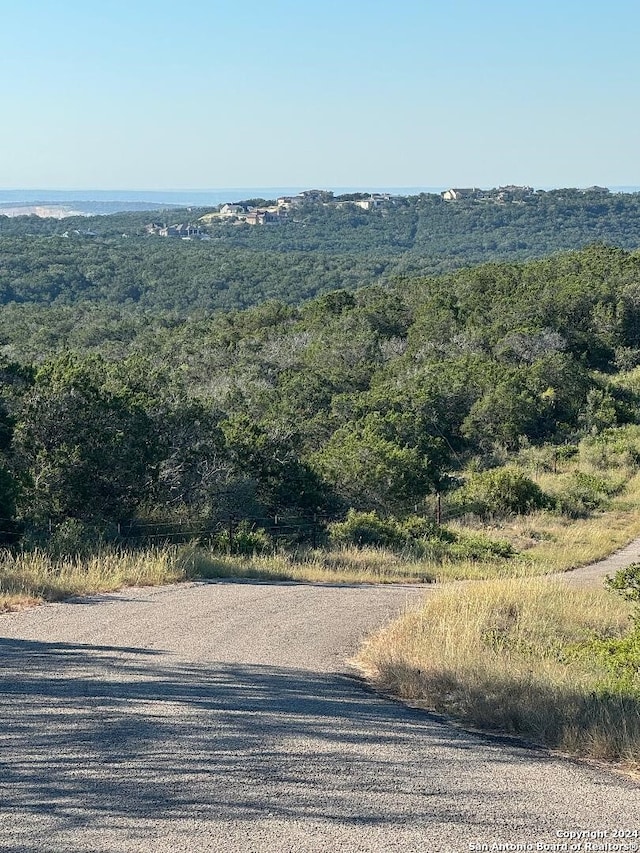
[560,534,640,588]
[1,573,639,852]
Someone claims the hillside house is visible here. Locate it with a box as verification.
[146,223,205,238]
[441,188,482,201]
[355,193,391,210]
[276,195,305,208]
[219,204,246,217]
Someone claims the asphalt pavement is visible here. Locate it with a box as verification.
[0,576,638,852]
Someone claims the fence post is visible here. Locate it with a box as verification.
[436,492,442,525]
[228,515,235,555]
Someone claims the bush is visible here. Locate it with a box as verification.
[328,510,515,562]
[46,518,114,557]
[399,514,456,543]
[581,427,640,471]
[576,632,640,692]
[446,532,515,561]
[569,566,640,693]
[328,510,405,548]
[213,521,274,555]
[554,471,617,518]
[451,467,550,518]
[605,563,640,603]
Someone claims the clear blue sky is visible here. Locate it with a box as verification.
[1,0,638,190]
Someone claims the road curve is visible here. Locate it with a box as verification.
[560,534,640,588]
[1,578,639,853]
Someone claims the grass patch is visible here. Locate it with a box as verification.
[0,543,438,611]
[5,485,640,613]
[182,545,436,584]
[0,547,192,611]
[481,471,640,576]
[4,446,640,611]
[355,577,640,769]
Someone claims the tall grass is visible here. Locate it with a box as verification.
[158,545,438,585]
[0,543,440,611]
[355,577,640,768]
[0,547,192,611]
[5,482,640,612]
[479,471,640,575]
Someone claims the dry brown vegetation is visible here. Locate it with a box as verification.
[355,577,640,770]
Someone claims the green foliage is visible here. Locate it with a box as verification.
[327,509,514,561]
[554,471,618,518]
[441,531,515,561]
[451,467,550,518]
[46,518,115,557]
[462,379,548,450]
[4,234,640,545]
[13,353,158,524]
[213,521,274,556]
[568,566,640,694]
[605,563,640,603]
[328,510,406,548]
[578,632,640,691]
[578,388,618,434]
[222,414,330,514]
[311,414,436,515]
[0,464,19,541]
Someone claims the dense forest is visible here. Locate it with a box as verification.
[1,187,640,362]
[0,240,640,546]
[1,188,640,317]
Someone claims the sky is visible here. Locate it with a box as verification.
[0,0,638,190]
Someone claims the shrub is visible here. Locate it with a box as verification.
[446,532,515,560]
[575,632,640,691]
[399,514,456,543]
[569,566,640,693]
[328,510,405,548]
[581,427,640,471]
[554,471,616,518]
[451,467,550,518]
[213,521,273,555]
[328,510,515,563]
[46,518,114,557]
[605,563,640,603]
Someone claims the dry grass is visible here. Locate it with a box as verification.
[479,472,640,574]
[355,577,640,769]
[5,435,640,610]
[0,543,439,611]
[0,547,192,611]
[410,479,640,582]
[188,545,435,584]
[5,480,640,612]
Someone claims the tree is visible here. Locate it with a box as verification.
[14,353,158,525]
[222,414,331,514]
[312,413,438,515]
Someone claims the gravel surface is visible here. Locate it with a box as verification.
[560,535,640,588]
[1,576,639,852]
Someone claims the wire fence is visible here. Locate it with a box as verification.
[116,514,331,550]
[0,496,471,552]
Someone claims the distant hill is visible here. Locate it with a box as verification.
[0,200,183,217]
[1,186,640,321]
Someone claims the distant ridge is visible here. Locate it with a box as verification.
[1,186,638,218]
[0,187,447,215]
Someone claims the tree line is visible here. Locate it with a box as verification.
[0,244,639,546]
